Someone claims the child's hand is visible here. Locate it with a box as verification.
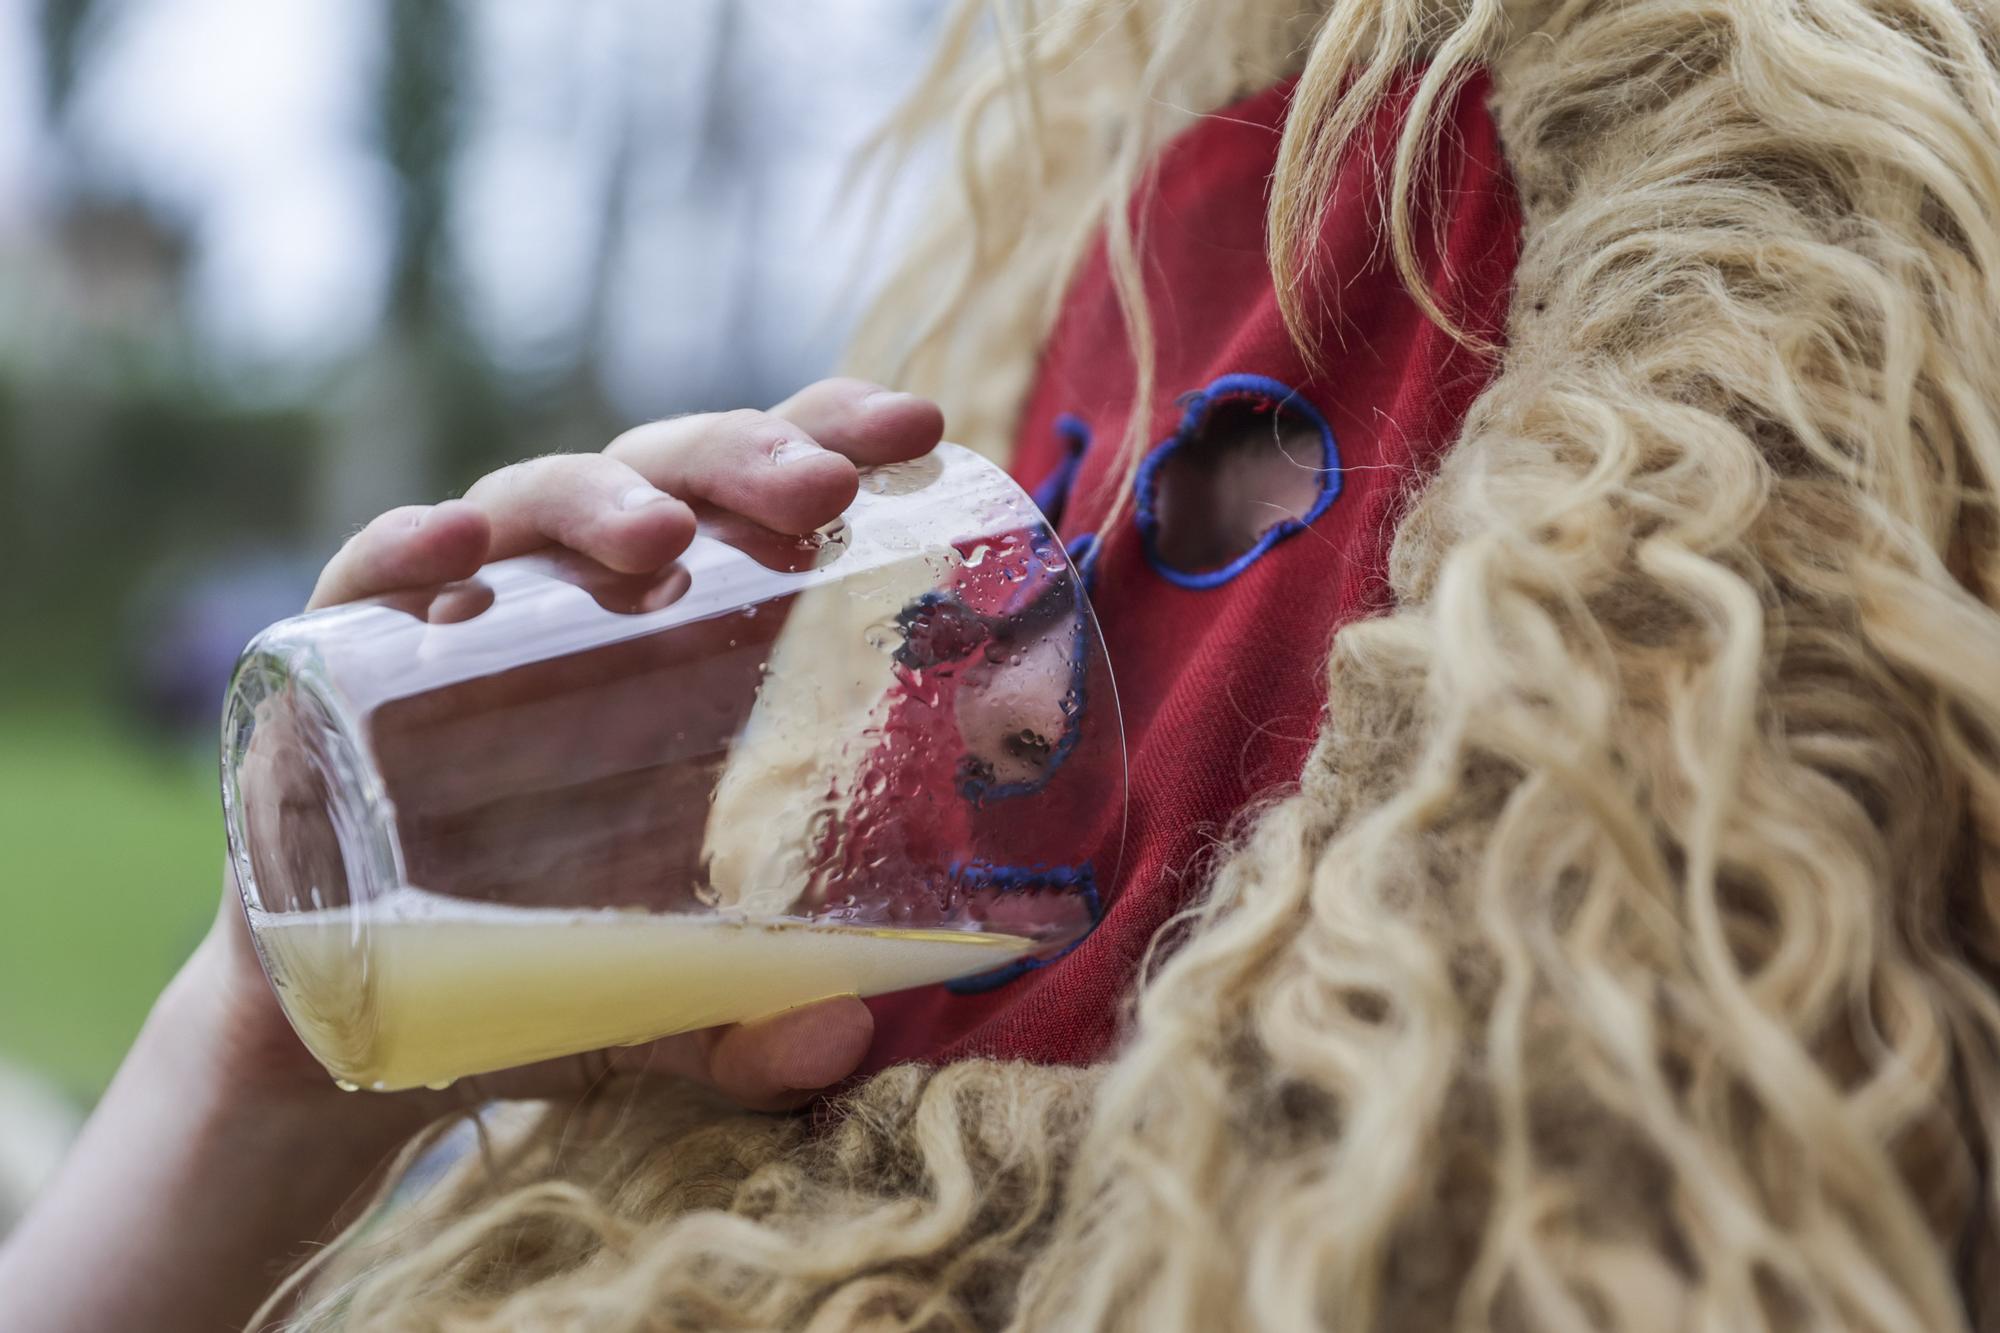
[0,381,945,1333]
[308,377,941,613]
[206,377,946,1118]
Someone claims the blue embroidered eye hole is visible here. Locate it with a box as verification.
[952,608,1088,805]
[942,861,1102,994]
[886,557,1089,805]
[1135,374,1342,589]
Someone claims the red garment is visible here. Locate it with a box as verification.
[863,70,1522,1069]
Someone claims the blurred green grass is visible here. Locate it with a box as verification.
[0,704,219,1100]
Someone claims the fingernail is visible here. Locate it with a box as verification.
[863,390,918,412]
[620,484,670,510]
[771,438,824,466]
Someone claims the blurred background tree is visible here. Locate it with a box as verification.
[0,0,942,1147]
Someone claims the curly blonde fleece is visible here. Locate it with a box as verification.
[288,1,2000,1328]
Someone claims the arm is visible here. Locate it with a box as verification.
[0,913,429,1332]
[0,379,944,1332]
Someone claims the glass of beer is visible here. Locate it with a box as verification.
[221,444,1124,1091]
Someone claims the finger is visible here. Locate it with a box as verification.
[693,995,876,1112]
[768,378,945,465]
[308,502,490,610]
[447,1029,710,1106]
[605,409,861,536]
[460,453,697,572]
[445,995,874,1112]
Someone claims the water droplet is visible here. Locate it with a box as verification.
[425,1079,454,1092]
[1006,728,1054,762]
[863,620,902,653]
[805,516,852,566]
[963,543,992,568]
[858,454,943,496]
[334,1079,360,1093]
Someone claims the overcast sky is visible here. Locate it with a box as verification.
[0,0,942,415]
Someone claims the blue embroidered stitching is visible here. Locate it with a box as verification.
[942,860,1102,993]
[1132,372,1343,590]
[1032,413,1093,528]
[953,599,1091,805]
[1066,531,1101,591]
[945,408,1100,797]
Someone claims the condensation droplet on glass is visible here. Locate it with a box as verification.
[802,516,851,567]
[858,454,943,497]
[963,543,991,568]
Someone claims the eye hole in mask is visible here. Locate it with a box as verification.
[1136,376,1343,588]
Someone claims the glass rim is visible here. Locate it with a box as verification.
[222,637,405,919]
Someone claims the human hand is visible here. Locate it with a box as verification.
[211,377,947,1120]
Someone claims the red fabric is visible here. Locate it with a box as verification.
[862,70,1523,1069]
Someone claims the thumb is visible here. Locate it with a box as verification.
[693,996,876,1112]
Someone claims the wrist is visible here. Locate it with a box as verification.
[0,927,436,1333]
[145,928,433,1156]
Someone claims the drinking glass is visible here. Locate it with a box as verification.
[221,444,1125,1091]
